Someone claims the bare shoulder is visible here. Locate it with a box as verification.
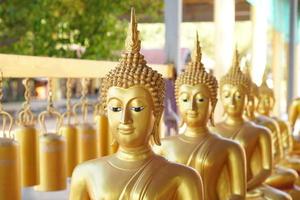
[163,159,201,180]
[72,155,114,178]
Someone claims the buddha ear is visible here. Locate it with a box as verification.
[152,109,163,146]
[209,99,217,126]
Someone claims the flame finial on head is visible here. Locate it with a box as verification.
[220,47,251,94]
[186,31,204,72]
[229,47,240,74]
[191,31,202,64]
[243,60,251,79]
[125,8,141,54]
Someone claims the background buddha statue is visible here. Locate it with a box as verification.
[257,75,294,157]
[289,98,300,154]
[242,65,294,199]
[211,49,291,199]
[69,8,204,200]
[155,33,247,200]
[256,75,300,177]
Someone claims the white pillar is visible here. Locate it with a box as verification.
[214,0,235,76]
[214,0,235,121]
[288,0,298,105]
[164,0,182,73]
[250,3,268,85]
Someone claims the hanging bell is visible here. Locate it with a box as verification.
[74,78,98,164]
[0,74,21,200]
[0,138,21,200]
[35,78,67,191]
[76,123,97,163]
[95,106,109,156]
[15,78,39,187]
[59,78,77,177]
[59,124,77,177]
[37,133,66,191]
[15,125,39,187]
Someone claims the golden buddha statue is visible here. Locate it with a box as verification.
[256,75,300,173]
[289,98,300,132]
[289,98,300,154]
[155,33,247,200]
[245,68,300,199]
[69,8,204,200]
[211,50,291,199]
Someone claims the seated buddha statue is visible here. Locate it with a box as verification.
[289,98,300,154]
[69,8,204,200]
[211,50,291,200]
[243,66,294,199]
[154,33,247,200]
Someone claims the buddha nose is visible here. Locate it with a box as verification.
[188,99,196,111]
[229,96,236,106]
[120,107,132,124]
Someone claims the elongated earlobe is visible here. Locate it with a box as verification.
[152,110,163,146]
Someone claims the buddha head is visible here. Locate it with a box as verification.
[101,8,164,148]
[175,33,218,127]
[256,70,275,116]
[242,62,259,119]
[220,49,251,118]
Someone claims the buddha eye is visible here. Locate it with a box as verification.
[182,99,188,102]
[131,106,144,112]
[109,106,122,112]
[198,98,204,102]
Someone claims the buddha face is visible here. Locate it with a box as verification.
[178,84,210,127]
[107,86,155,148]
[221,84,246,117]
[257,94,273,115]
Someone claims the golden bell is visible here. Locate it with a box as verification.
[15,125,39,187]
[36,133,66,191]
[59,125,77,177]
[76,123,98,163]
[95,114,109,156]
[0,138,21,200]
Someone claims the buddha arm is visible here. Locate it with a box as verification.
[176,169,204,200]
[228,143,246,199]
[289,101,299,129]
[247,129,272,190]
[69,166,90,200]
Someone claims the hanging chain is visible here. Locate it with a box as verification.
[94,78,105,116]
[18,78,35,126]
[0,72,3,112]
[38,78,62,134]
[66,78,72,124]
[22,78,31,109]
[0,71,14,138]
[47,78,54,111]
[73,78,92,124]
[61,78,74,125]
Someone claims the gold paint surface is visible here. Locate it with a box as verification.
[76,124,98,164]
[0,138,21,200]
[15,125,39,187]
[36,133,66,191]
[59,125,77,177]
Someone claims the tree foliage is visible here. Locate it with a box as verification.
[0,0,163,60]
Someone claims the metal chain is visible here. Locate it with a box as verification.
[22,78,31,109]
[0,71,13,138]
[47,78,54,111]
[66,78,72,124]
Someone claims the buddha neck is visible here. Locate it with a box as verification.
[184,125,209,138]
[116,145,154,162]
[224,115,244,126]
